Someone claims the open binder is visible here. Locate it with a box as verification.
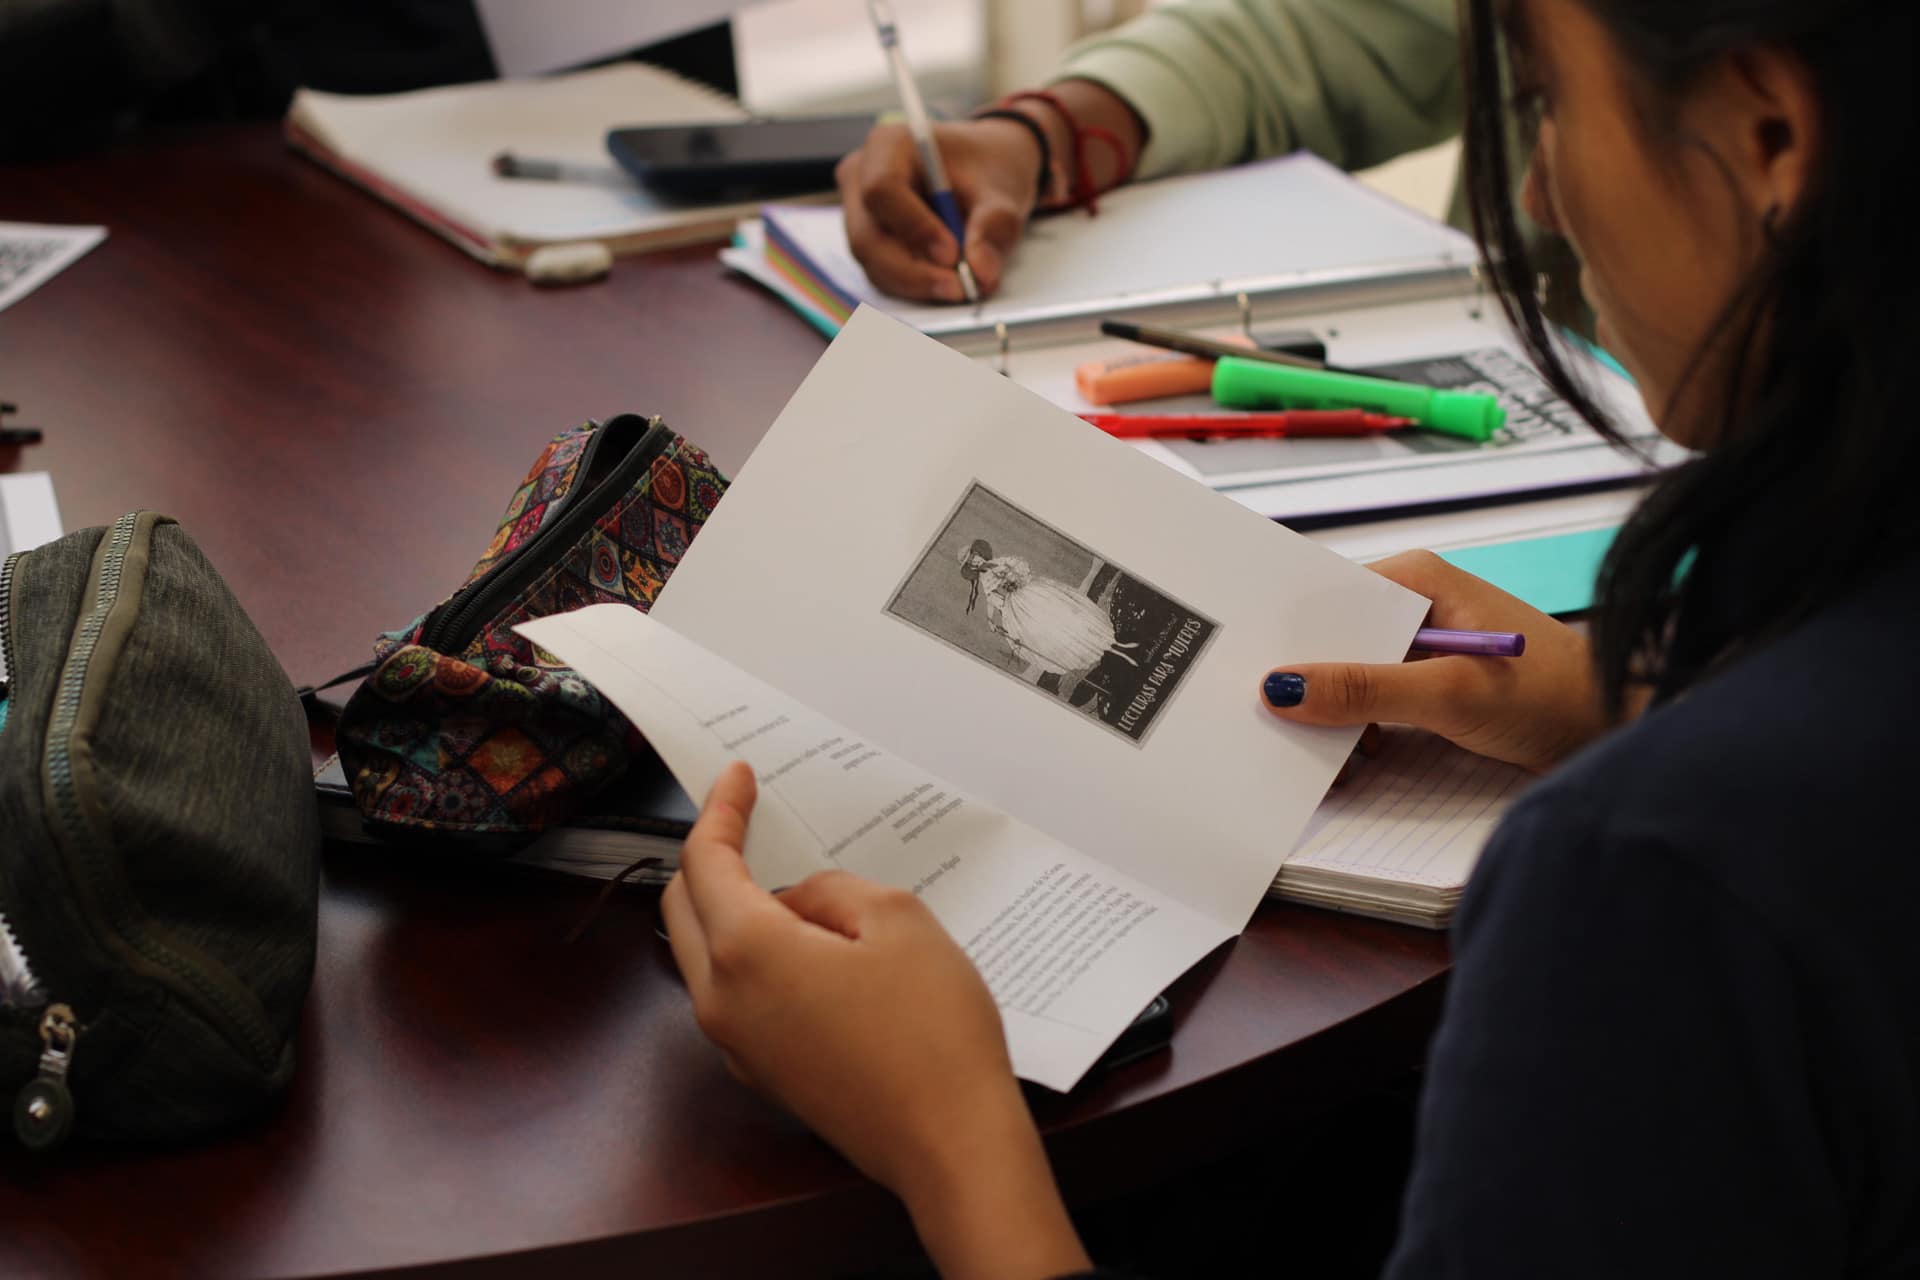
[723,153,1686,523]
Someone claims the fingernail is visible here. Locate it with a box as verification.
[934,276,964,303]
[926,239,957,266]
[969,243,1000,282]
[1263,673,1306,708]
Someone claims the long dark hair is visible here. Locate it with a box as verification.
[1461,0,1920,715]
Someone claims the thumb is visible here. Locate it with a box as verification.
[688,761,758,857]
[1260,662,1462,732]
[776,869,892,941]
[677,761,767,933]
[963,196,1024,295]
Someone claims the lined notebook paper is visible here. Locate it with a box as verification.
[1272,729,1533,928]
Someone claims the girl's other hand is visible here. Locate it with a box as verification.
[1262,551,1630,774]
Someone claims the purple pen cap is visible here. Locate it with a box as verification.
[1411,627,1527,658]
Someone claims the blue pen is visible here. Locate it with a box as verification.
[867,0,979,304]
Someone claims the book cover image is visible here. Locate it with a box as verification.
[884,482,1219,746]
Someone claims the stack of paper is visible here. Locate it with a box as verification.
[1278,729,1532,928]
[287,64,761,269]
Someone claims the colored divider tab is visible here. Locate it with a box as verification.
[1437,525,1621,617]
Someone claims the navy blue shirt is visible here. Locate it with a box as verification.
[1385,553,1920,1277]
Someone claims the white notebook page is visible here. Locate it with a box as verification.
[760,153,1477,334]
[756,152,1474,333]
[1287,729,1532,889]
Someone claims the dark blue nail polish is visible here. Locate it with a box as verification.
[1263,673,1306,708]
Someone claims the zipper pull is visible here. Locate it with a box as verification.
[13,1003,80,1151]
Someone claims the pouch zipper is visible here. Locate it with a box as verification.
[12,1004,79,1151]
[2,547,75,1151]
[0,916,43,1013]
[0,549,20,700]
[27,512,283,1146]
[418,415,675,653]
[0,550,41,1011]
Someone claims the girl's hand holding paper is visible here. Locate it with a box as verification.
[662,763,1091,1280]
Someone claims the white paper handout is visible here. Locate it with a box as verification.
[0,224,106,314]
[521,606,1232,1091]
[0,472,63,684]
[520,307,1430,1089]
[0,473,62,562]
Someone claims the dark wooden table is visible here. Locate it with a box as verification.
[0,127,1450,1278]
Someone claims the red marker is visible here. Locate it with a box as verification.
[1079,410,1414,440]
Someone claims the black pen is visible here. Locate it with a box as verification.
[0,402,40,445]
[1100,319,1326,370]
[491,151,629,186]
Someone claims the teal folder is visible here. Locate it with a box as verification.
[1437,525,1621,617]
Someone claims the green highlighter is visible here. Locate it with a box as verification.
[1212,357,1506,442]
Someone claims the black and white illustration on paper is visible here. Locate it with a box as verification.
[884,482,1219,746]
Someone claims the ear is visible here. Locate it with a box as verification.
[1694,44,1822,222]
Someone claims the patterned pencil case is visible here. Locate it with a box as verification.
[333,414,728,848]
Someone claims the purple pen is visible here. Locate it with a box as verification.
[1412,627,1527,658]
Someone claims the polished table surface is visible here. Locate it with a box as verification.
[0,126,1450,1279]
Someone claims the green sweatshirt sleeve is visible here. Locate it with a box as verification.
[1053,0,1462,181]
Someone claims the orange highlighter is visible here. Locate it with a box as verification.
[1075,349,1230,405]
[1074,330,1327,404]
[1079,410,1412,439]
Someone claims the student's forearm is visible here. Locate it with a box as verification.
[1049,0,1462,179]
[896,1082,1091,1280]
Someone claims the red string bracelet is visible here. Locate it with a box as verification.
[1000,90,1082,210]
[995,89,1137,215]
[1073,124,1132,214]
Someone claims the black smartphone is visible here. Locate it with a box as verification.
[606,115,877,199]
[1089,994,1174,1075]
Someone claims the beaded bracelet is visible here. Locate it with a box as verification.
[998,89,1137,215]
[970,109,1054,212]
